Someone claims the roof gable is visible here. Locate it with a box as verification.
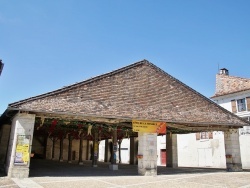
[9,60,247,126]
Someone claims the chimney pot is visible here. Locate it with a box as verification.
[219,68,229,75]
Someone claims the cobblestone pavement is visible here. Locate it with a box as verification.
[0,160,250,188]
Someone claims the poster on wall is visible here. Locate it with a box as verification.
[14,135,31,166]
[132,120,166,134]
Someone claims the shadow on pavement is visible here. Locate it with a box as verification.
[30,159,138,177]
[29,159,227,177]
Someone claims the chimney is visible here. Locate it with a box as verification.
[219,68,229,75]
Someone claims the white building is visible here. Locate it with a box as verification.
[178,68,250,169]
[211,68,250,169]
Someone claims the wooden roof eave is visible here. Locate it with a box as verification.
[167,122,240,133]
[6,107,132,125]
[166,120,246,129]
[5,107,247,131]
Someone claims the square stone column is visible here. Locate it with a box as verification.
[224,129,242,171]
[5,113,36,178]
[68,135,73,163]
[92,132,99,167]
[109,127,118,170]
[86,140,90,160]
[0,124,11,165]
[104,139,110,162]
[166,133,178,168]
[51,137,57,160]
[129,137,138,165]
[59,137,64,162]
[78,134,83,165]
[138,132,157,176]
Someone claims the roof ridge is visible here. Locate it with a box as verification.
[9,59,150,107]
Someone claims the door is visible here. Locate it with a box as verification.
[160,149,167,165]
[198,148,212,167]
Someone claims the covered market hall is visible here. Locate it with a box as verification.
[0,60,249,178]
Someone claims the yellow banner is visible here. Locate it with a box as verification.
[132,120,166,133]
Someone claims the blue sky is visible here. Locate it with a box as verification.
[0,1,250,114]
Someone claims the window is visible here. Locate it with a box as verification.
[196,132,213,140]
[231,97,250,113]
[201,132,209,139]
[237,98,246,112]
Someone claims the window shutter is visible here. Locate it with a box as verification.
[246,97,250,111]
[196,133,200,140]
[231,100,237,113]
[208,132,213,139]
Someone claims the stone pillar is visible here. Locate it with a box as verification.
[138,133,157,176]
[104,139,109,162]
[78,133,83,165]
[118,139,122,163]
[129,137,137,165]
[43,135,48,159]
[109,127,118,170]
[51,137,56,160]
[45,137,52,159]
[59,137,64,162]
[136,139,139,165]
[0,124,11,165]
[92,132,98,167]
[224,129,242,171]
[166,133,178,168]
[5,113,35,178]
[86,140,90,160]
[68,135,73,163]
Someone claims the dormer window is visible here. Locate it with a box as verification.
[237,98,246,112]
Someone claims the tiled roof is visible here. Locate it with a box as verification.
[8,60,248,127]
[212,74,250,98]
